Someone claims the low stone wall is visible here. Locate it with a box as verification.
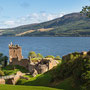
[10,59,29,69]
[7,71,25,85]
[0,79,5,84]
[0,71,25,85]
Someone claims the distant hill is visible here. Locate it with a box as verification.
[0,12,90,36]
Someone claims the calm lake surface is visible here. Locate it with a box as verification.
[0,37,90,58]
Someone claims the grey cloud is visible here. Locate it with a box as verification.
[0,12,64,28]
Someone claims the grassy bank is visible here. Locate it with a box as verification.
[0,85,61,90]
[2,65,28,75]
[17,72,80,90]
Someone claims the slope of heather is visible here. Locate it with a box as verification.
[1,13,90,36]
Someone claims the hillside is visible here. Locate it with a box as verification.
[1,51,90,90]
[0,13,90,36]
[16,51,90,90]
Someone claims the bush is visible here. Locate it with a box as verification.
[28,51,37,58]
[52,52,90,90]
[0,53,8,67]
[0,70,4,76]
[2,65,28,75]
[45,55,55,59]
[55,56,61,60]
[0,53,3,57]
[37,53,44,58]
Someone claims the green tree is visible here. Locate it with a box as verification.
[81,6,90,17]
[0,53,8,67]
[0,53,3,57]
[0,70,4,76]
[55,56,61,60]
[3,56,8,67]
[45,55,55,59]
[52,52,90,90]
[0,53,4,64]
[37,53,44,58]
[28,51,37,58]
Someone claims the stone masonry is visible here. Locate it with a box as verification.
[9,42,23,62]
[9,43,59,76]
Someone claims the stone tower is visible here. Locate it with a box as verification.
[9,42,23,62]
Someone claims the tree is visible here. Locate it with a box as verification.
[3,56,8,67]
[0,70,4,76]
[45,55,55,59]
[0,53,3,64]
[55,56,61,60]
[28,51,37,58]
[81,6,90,17]
[0,53,3,57]
[37,53,44,58]
[52,52,90,90]
[0,53,8,67]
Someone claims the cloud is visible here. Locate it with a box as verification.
[4,21,15,26]
[47,13,64,21]
[0,12,64,28]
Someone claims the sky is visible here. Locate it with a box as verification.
[0,0,90,28]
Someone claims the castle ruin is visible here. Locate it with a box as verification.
[8,42,59,76]
[9,42,23,62]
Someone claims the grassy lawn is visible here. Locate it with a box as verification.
[0,85,61,90]
[17,72,80,90]
[17,72,52,86]
[55,77,80,90]
[1,62,81,90]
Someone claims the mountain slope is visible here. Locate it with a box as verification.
[1,13,90,36]
[17,51,90,90]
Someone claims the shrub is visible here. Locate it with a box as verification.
[0,70,4,76]
[52,52,90,89]
[45,55,55,59]
[37,53,44,58]
[28,51,37,58]
[2,65,28,75]
[0,53,8,67]
[55,56,61,60]
[0,53,3,57]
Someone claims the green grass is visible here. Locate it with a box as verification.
[0,58,83,90]
[17,72,80,90]
[55,59,62,63]
[2,65,28,75]
[55,77,80,90]
[0,85,61,90]
[1,65,81,90]
[17,72,52,86]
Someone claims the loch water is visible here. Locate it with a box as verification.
[0,37,90,58]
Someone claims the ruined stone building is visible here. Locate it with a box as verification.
[9,42,23,62]
[9,42,59,76]
[9,42,29,69]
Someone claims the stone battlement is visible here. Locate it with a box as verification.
[9,42,23,62]
[8,43,59,77]
[9,42,21,49]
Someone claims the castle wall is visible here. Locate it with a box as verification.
[10,59,29,69]
[9,43,23,63]
[0,79,5,84]
[8,43,59,76]
[9,47,23,62]
[48,60,59,70]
